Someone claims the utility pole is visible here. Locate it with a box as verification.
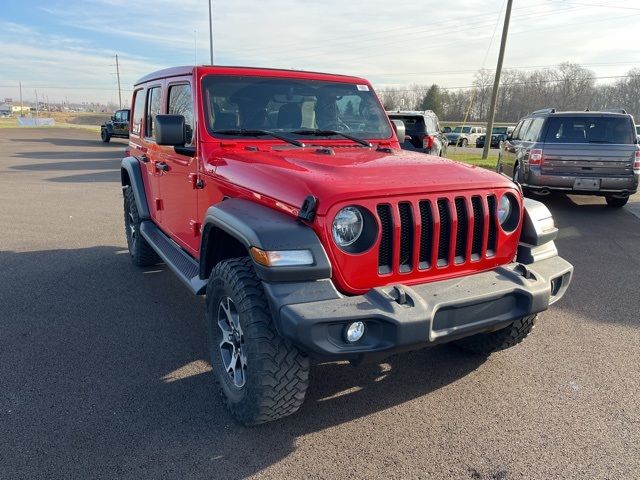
[19,81,23,117]
[115,53,122,108]
[482,0,513,160]
[35,90,39,125]
[208,0,214,64]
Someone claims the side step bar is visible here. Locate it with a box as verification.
[139,221,207,295]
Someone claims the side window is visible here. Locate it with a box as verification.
[168,84,194,145]
[523,118,544,142]
[145,86,162,139]
[114,111,122,122]
[131,89,145,136]
[515,119,532,140]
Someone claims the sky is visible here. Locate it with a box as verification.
[1,0,639,105]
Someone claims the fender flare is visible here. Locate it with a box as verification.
[120,157,150,220]
[200,198,331,283]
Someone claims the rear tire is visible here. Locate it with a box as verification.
[605,195,628,208]
[101,129,111,143]
[206,257,309,425]
[453,315,537,355]
[124,187,159,266]
[461,138,468,147]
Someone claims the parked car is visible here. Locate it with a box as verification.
[101,109,130,142]
[121,66,572,425]
[497,108,639,207]
[446,125,484,146]
[387,110,447,156]
[476,126,515,148]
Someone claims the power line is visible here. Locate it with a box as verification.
[380,74,640,93]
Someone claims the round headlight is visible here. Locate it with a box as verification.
[497,195,512,225]
[332,207,363,247]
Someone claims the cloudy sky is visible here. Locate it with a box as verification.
[1,0,639,104]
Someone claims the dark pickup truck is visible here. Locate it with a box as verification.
[498,109,639,207]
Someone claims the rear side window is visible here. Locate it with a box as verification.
[145,86,162,139]
[523,117,544,142]
[168,84,194,145]
[131,90,145,136]
[514,119,532,140]
[544,116,635,144]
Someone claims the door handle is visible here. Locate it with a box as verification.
[139,154,149,163]
[155,162,169,172]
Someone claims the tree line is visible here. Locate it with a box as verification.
[377,62,640,124]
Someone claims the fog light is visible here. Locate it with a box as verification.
[345,321,365,343]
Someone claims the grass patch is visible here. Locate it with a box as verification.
[446,152,497,170]
[0,117,99,131]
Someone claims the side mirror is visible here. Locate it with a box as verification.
[155,114,186,146]
[111,115,116,122]
[391,119,406,143]
[507,132,513,140]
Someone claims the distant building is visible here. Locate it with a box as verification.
[0,103,11,116]
[11,105,30,115]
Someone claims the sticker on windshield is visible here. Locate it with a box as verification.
[356,84,370,91]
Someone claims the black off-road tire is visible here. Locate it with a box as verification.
[123,187,159,266]
[453,315,537,355]
[101,128,111,143]
[605,195,628,208]
[206,257,309,425]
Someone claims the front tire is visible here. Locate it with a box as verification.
[605,195,628,208]
[101,129,111,142]
[460,138,468,147]
[453,315,537,355]
[124,187,159,266]
[206,257,309,425]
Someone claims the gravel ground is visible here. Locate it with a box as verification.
[1,128,639,480]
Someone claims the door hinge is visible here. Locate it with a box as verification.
[190,220,202,237]
[189,173,205,189]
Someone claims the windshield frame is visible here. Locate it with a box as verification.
[200,73,394,143]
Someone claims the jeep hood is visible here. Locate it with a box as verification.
[212,146,515,216]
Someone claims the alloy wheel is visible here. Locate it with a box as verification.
[217,296,247,388]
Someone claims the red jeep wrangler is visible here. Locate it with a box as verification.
[121,66,573,425]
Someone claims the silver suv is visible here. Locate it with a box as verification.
[497,109,639,208]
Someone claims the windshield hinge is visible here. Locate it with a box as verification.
[298,195,318,222]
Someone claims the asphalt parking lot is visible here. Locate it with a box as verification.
[1,127,639,479]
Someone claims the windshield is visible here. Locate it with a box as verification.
[544,116,635,144]
[452,126,471,133]
[492,127,508,134]
[201,75,391,140]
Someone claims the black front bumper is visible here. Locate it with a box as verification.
[266,256,572,362]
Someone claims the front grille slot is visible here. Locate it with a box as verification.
[374,193,501,276]
[377,204,393,274]
[398,202,414,272]
[437,199,451,267]
[487,195,497,256]
[471,196,484,260]
[454,198,467,264]
[418,201,433,270]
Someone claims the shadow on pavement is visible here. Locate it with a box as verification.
[0,246,486,479]
[11,136,128,148]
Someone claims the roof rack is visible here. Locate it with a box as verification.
[600,108,627,114]
[530,108,556,115]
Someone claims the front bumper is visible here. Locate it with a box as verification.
[270,255,572,362]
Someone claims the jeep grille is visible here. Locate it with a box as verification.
[376,195,499,275]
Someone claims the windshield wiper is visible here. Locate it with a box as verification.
[211,129,305,147]
[290,129,372,148]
